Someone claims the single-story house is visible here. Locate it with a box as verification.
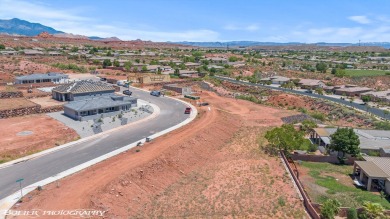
[52,80,116,101]
[204,57,228,63]
[184,62,201,69]
[23,49,44,56]
[260,76,291,85]
[361,90,390,102]
[207,65,225,70]
[353,157,390,193]
[15,73,69,84]
[323,85,345,94]
[0,50,19,55]
[227,61,246,68]
[179,70,199,78]
[298,79,325,90]
[334,86,373,97]
[64,95,137,121]
[380,148,390,157]
[310,127,390,154]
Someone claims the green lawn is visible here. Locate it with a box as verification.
[299,161,390,209]
[345,69,390,77]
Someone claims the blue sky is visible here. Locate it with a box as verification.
[1,0,390,43]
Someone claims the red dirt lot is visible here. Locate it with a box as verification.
[11,92,306,218]
[0,115,79,163]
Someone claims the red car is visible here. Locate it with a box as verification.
[184,107,191,114]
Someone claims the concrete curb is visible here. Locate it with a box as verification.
[0,94,197,218]
[0,100,159,170]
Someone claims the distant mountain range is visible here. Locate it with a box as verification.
[0,18,121,41]
[1,18,390,48]
[0,18,64,36]
[174,41,390,49]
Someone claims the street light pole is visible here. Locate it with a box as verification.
[16,178,24,200]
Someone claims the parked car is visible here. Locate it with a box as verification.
[123,90,132,95]
[100,77,107,81]
[150,91,161,97]
[184,107,191,114]
[199,102,209,106]
[304,90,313,94]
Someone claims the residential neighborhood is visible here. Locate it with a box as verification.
[1,1,390,218]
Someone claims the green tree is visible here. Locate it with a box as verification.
[124,61,133,71]
[301,120,318,133]
[70,47,79,52]
[329,128,360,161]
[360,202,386,219]
[335,68,346,77]
[113,60,120,67]
[361,95,371,103]
[331,68,337,75]
[316,62,328,73]
[315,87,324,95]
[264,124,307,152]
[228,56,238,62]
[102,59,112,68]
[320,199,341,219]
[141,65,148,72]
[0,44,6,50]
[106,51,112,56]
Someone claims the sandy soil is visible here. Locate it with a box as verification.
[10,92,306,218]
[28,96,64,108]
[0,115,79,163]
[0,98,37,110]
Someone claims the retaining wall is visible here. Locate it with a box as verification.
[0,105,63,119]
[0,91,23,99]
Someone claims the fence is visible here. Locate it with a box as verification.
[290,154,356,164]
[280,151,321,219]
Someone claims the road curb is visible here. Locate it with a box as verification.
[0,94,197,218]
[0,100,159,170]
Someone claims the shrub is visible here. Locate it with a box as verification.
[346,208,357,219]
[278,197,285,206]
[308,144,318,152]
[311,112,326,122]
[320,199,341,219]
[298,107,308,114]
[360,201,386,219]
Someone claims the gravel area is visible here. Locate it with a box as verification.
[47,100,154,138]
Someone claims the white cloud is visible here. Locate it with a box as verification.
[348,15,371,24]
[224,24,259,31]
[0,0,88,22]
[0,0,220,41]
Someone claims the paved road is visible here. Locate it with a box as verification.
[215,76,390,120]
[0,88,189,199]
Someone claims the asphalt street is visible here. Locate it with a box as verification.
[215,76,390,120]
[0,88,189,199]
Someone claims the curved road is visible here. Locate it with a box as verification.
[215,76,390,120]
[0,88,190,199]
